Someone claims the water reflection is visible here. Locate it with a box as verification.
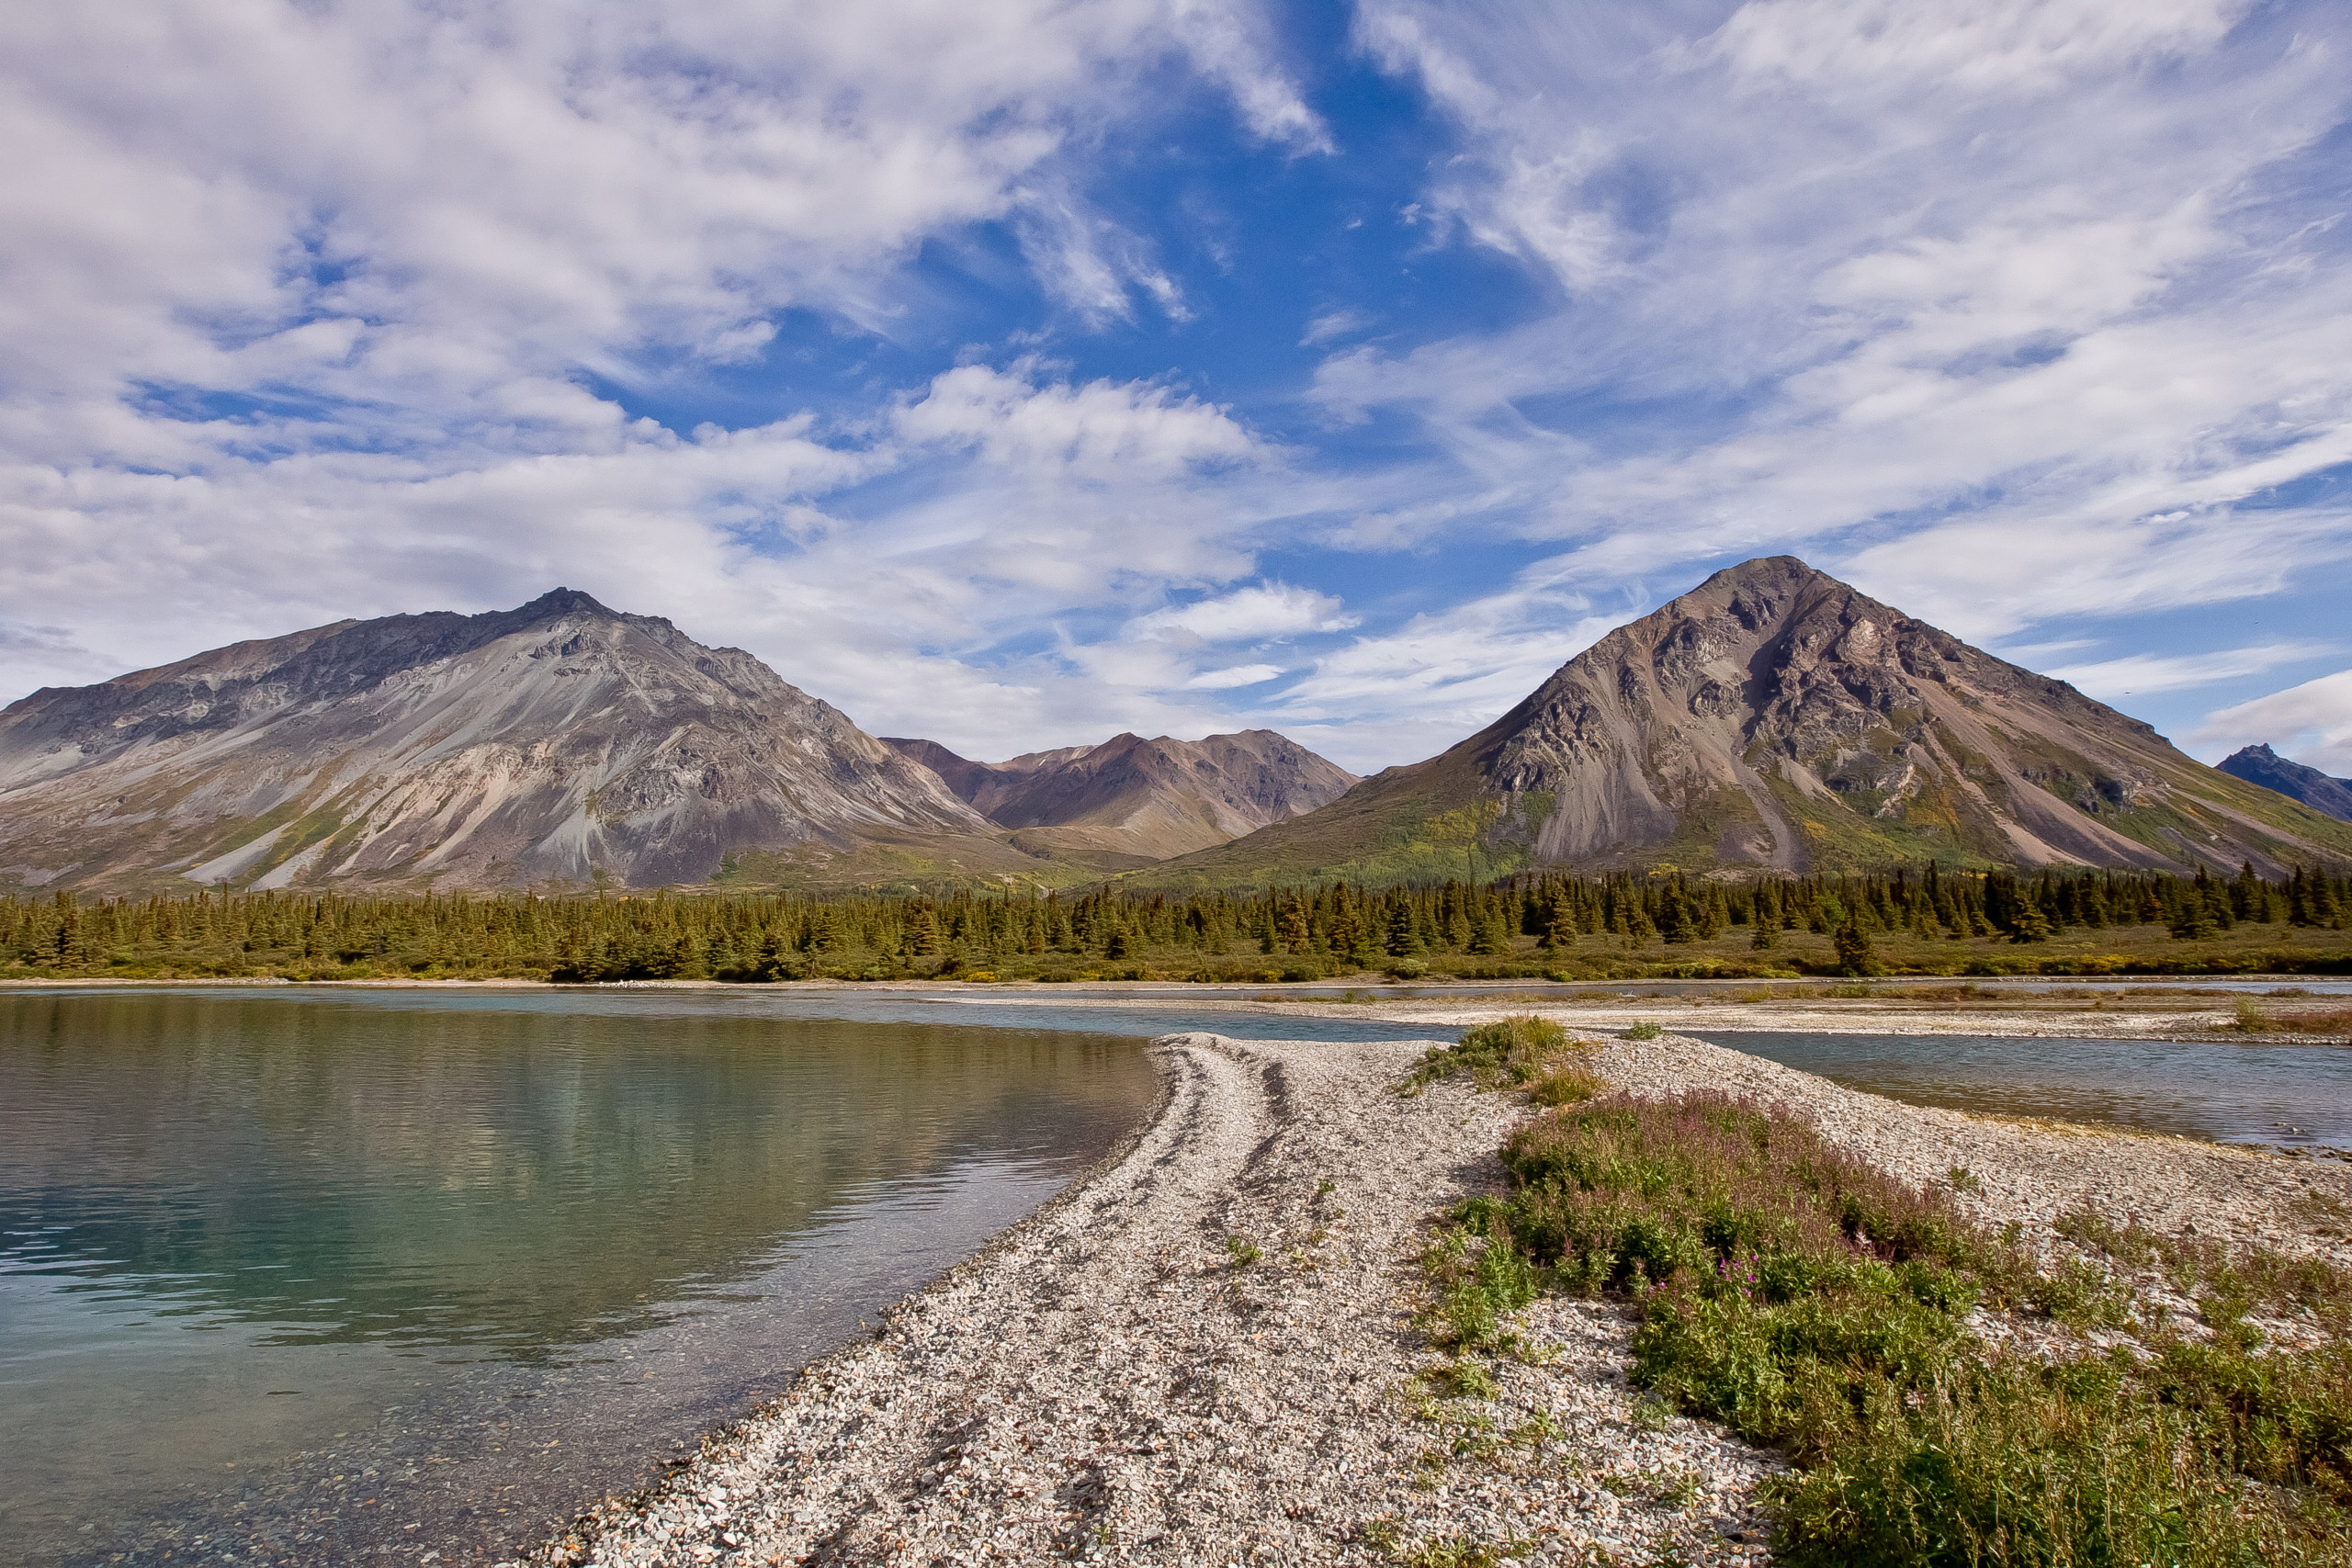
[0,991,1156,1564]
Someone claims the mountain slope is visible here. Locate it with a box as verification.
[0,591,1009,894]
[1127,558,2352,888]
[883,730,1358,863]
[2219,744,2352,824]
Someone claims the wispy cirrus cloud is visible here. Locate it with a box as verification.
[2049,641,2341,701]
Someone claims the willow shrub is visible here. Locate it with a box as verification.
[1461,1092,2350,1565]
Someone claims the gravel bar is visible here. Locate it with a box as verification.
[511,1028,2350,1566]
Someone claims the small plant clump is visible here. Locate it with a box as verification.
[1417,1222,1540,1355]
[1623,1021,1662,1040]
[1452,1090,2352,1564]
[2231,998,2352,1038]
[1223,1235,1262,1269]
[1403,1014,1600,1096]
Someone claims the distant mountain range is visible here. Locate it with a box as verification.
[2219,744,2352,824]
[4,561,2348,895]
[882,732,1355,867]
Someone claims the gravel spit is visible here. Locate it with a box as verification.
[511,1027,2349,1566]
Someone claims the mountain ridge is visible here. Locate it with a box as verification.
[882,729,1357,863]
[1123,558,2352,888]
[10,564,2347,897]
[2218,744,2352,825]
[0,590,1014,894]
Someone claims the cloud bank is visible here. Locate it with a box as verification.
[3,1,2347,776]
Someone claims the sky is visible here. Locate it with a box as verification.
[3,0,2350,777]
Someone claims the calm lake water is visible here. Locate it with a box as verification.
[0,989,1185,1567]
[1688,1031,2352,1151]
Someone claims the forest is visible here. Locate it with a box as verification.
[4,862,2349,983]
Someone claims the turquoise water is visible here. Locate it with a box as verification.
[0,989,1166,1567]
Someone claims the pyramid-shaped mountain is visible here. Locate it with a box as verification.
[0,592,1002,894]
[1129,558,2352,886]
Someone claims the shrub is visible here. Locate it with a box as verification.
[1405,1014,1584,1093]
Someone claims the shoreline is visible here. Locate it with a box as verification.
[506,1030,2352,1566]
[6,973,2347,1048]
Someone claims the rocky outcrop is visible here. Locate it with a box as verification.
[0,591,993,893]
[2219,744,2352,824]
[883,730,1358,863]
[1134,558,2352,884]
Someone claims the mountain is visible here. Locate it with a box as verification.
[2219,744,2352,824]
[1126,557,2352,888]
[882,730,1358,865]
[0,590,1026,895]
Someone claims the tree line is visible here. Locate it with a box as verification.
[3,861,2346,982]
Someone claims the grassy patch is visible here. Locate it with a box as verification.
[1402,1013,1597,1095]
[2230,999,2352,1038]
[1417,1222,1541,1354]
[1459,1092,2352,1564]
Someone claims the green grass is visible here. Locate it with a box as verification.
[1402,1014,1604,1104]
[1447,1092,2352,1564]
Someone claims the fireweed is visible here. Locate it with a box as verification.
[1452,1091,2350,1565]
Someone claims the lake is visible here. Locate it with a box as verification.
[0,988,1182,1566]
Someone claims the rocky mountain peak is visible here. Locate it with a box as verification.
[508,586,619,623]
[1133,556,2352,886]
[0,595,988,893]
[884,728,1357,863]
[2219,743,2352,824]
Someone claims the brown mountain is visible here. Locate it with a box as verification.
[1127,557,2352,888]
[0,590,1028,895]
[883,729,1358,865]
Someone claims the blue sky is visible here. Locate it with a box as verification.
[4,1,2350,775]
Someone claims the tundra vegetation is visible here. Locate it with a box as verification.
[1408,1021,2352,1565]
[2,863,2348,985]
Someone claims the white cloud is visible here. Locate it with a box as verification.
[1130,582,1358,641]
[1706,0,2246,96]
[1167,0,1334,153]
[1185,663,1284,688]
[896,361,1261,477]
[2046,641,2339,699]
[1301,308,1373,345]
[2192,669,2352,774]
[1333,0,2352,636]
